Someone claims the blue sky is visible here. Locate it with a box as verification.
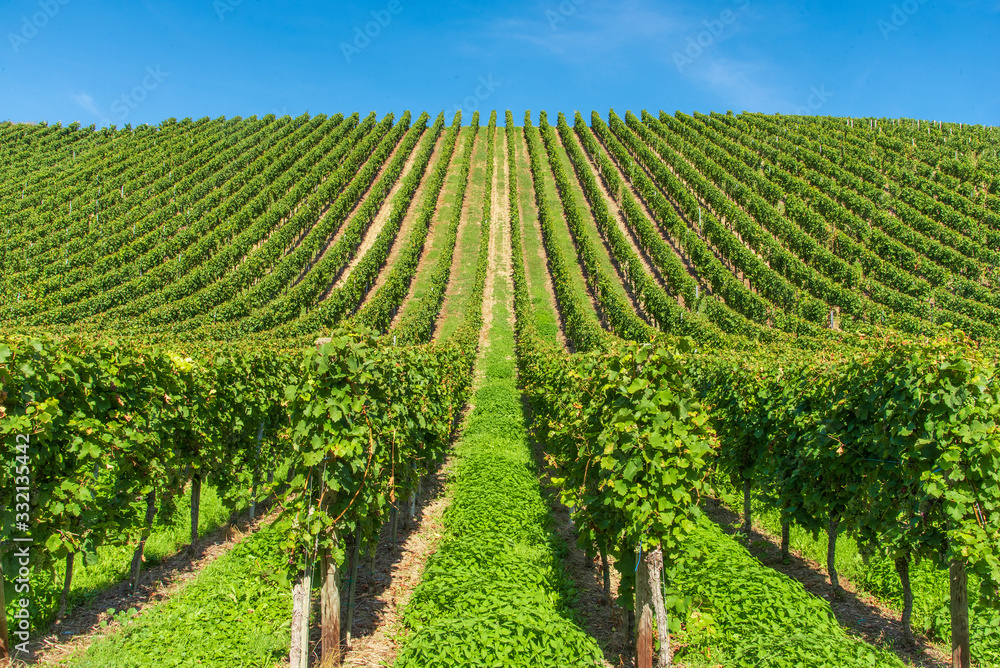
[1,0,997,127]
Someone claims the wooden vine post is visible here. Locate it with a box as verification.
[57,552,75,619]
[317,461,342,668]
[345,535,361,648]
[303,337,345,668]
[600,548,612,603]
[250,421,264,522]
[635,548,653,668]
[300,562,314,668]
[289,572,309,668]
[949,560,971,668]
[320,543,341,667]
[650,546,671,667]
[742,478,752,540]
[895,553,915,648]
[944,463,971,668]
[391,504,399,546]
[189,473,202,554]
[290,447,316,668]
[949,559,970,668]
[635,544,671,668]
[289,490,318,668]
[130,489,157,591]
[827,514,842,596]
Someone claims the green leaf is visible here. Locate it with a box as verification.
[46,533,63,553]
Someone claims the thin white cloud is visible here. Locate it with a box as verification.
[680,56,787,112]
[488,0,798,113]
[491,0,678,63]
[654,2,800,113]
[72,92,109,125]
[72,92,100,116]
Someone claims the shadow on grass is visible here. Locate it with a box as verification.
[21,497,279,665]
[702,496,949,668]
[325,453,451,653]
[522,393,634,668]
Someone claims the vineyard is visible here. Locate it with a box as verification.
[1,108,999,668]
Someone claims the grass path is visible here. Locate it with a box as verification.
[706,484,1000,667]
[547,126,644,319]
[327,128,438,293]
[392,168,603,667]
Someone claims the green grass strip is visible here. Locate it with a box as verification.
[432,122,491,342]
[713,481,1000,666]
[673,516,905,668]
[71,523,290,668]
[8,480,239,634]
[394,209,603,667]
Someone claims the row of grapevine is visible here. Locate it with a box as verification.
[664,110,1000,337]
[393,110,497,344]
[577,113,778,342]
[592,111,801,340]
[516,111,1000,666]
[745,113,988,281]
[3,109,1000,668]
[536,111,659,343]
[26,114,360,324]
[352,111,481,334]
[10,117,207,277]
[167,112,412,336]
[621,111,838,327]
[700,333,1000,662]
[521,112,610,352]
[0,336,291,626]
[701,111,1000,332]
[279,111,456,338]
